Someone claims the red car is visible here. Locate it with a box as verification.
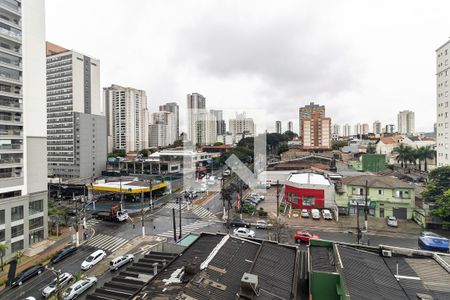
[294,230,319,243]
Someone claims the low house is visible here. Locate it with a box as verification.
[284,171,336,210]
[335,175,415,219]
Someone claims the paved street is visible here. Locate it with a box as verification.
[0,195,423,300]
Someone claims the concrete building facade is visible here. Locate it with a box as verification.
[436,40,450,166]
[373,120,382,135]
[149,111,176,147]
[104,84,149,153]
[343,124,351,137]
[275,120,282,134]
[187,93,217,146]
[397,110,415,135]
[229,112,255,139]
[159,102,179,139]
[287,121,293,133]
[46,43,106,179]
[299,102,325,136]
[0,0,48,258]
[210,109,225,136]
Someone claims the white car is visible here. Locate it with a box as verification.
[301,209,309,218]
[387,216,398,227]
[322,209,333,220]
[255,220,272,229]
[200,184,207,192]
[81,249,106,270]
[63,277,97,300]
[109,254,134,271]
[42,272,74,298]
[251,193,265,201]
[311,209,321,220]
[233,227,256,238]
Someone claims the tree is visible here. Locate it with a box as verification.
[237,137,254,150]
[48,200,68,235]
[366,143,376,154]
[393,144,413,168]
[173,140,183,147]
[332,140,349,150]
[422,166,450,203]
[277,143,289,155]
[266,133,289,154]
[107,149,126,158]
[283,130,298,141]
[417,145,435,172]
[139,149,149,158]
[213,142,224,146]
[0,243,8,271]
[433,189,450,220]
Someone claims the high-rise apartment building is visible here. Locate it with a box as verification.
[159,102,179,139]
[384,124,395,134]
[299,102,325,136]
[0,0,48,258]
[362,123,369,135]
[373,120,382,135]
[397,110,415,135]
[301,112,331,150]
[210,109,226,136]
[287,121,293,133]
[343,124,351,137]
[333,124,340,136]
[186,93,217,146]
[104,84,149,152]
[149,111,176,147]
[354,123,362,136]
[436,40,450,166]
[46,43,106,179]
[229,112,255,138]
[275,120,282,134]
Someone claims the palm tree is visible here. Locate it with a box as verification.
[0,243,8,271]
[393,144,413,168]
[420,145,436,172]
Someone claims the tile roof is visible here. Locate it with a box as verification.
[341,174,412,189]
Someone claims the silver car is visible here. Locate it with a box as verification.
[63,277,97,300]
[42,272,74,298]
[109,254,134,271]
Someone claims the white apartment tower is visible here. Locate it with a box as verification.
[275,120,282,134]
[373,120,382,135]
[46,42,106,179]
[159,102,179,138]
[343,124,351,137]
[436,40,450,166]
[0,0,48,257]
[362,123,369,135]
[187,93,217,146]
[354,123,362,136]
[149,111,176,147]
[397,110,415,135]
[287,121,293,133]
[333,124,340,136]
[104,85,149,153]
[229,113,256,138]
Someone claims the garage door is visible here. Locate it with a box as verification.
[393,208,407,220]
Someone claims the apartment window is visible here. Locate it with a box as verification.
[395,190,410,199]
[288,192,298,204]
[11,224,23,238]
[29,216,44,230]
[11,205,23,221]
[0,229,4,242]
[378,189,384,195]
[0,209,4,225]
[11,240,23,253]
[29,229,44,245]
[29,200,43,215]
[352,187,364,195]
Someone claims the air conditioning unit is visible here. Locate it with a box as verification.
[239,273,259,299]
[382,250,392,257]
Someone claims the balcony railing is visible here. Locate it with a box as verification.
[0,0,21,14]
[0,26,20,40]
[0,144,21,150]
[0,129,21,136]
[0,158,21,164]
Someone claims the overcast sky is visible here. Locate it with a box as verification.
[46,0,450,133]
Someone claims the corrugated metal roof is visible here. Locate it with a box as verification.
[310,245,336,273]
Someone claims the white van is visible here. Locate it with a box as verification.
[311,209,321,220]
[322,209,333,220]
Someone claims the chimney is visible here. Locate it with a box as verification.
[153,262,158,275]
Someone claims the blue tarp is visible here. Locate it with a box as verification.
[419,235,449,252]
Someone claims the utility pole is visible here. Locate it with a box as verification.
[172,208,177,241]
[46,267,62,300]
[276,180,280,243]
[74,193,79,247]
[356,202,361,244]
[178,196,182,240]
[119,177,124,211]
[141,187,145,237]
[364,180,368,232]
[149,179,153,210]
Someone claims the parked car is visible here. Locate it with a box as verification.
[11,265,44,287]
[250,193,265,201]
[42,272,74,298]
[322,209,333,220]
[255,220,273,229]
[242,200,256,207]
[387,216,398,227]
[301,209,309,218]
[229,218,250,228]
[311,209,321,220]
[245,197,260,204]
[109,254,134,271]
[81,250,107,270]
[294,230,319,243]
[265,182,271,189]
[51,245,77,264]
[233,227,256,238]
[63,277,97,300]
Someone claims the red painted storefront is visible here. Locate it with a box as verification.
[284,184,325,210]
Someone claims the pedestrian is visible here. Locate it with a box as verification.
[133,223,135,229]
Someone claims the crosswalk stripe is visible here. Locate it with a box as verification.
[109,239,129,252]
[157,221,212,237]
[87,234,110,247]
[86,234,128,252]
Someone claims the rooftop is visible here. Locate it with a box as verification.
[341,174,413,189]
[288,172,331,186]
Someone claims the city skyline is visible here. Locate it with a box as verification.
[45,0,450,133]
